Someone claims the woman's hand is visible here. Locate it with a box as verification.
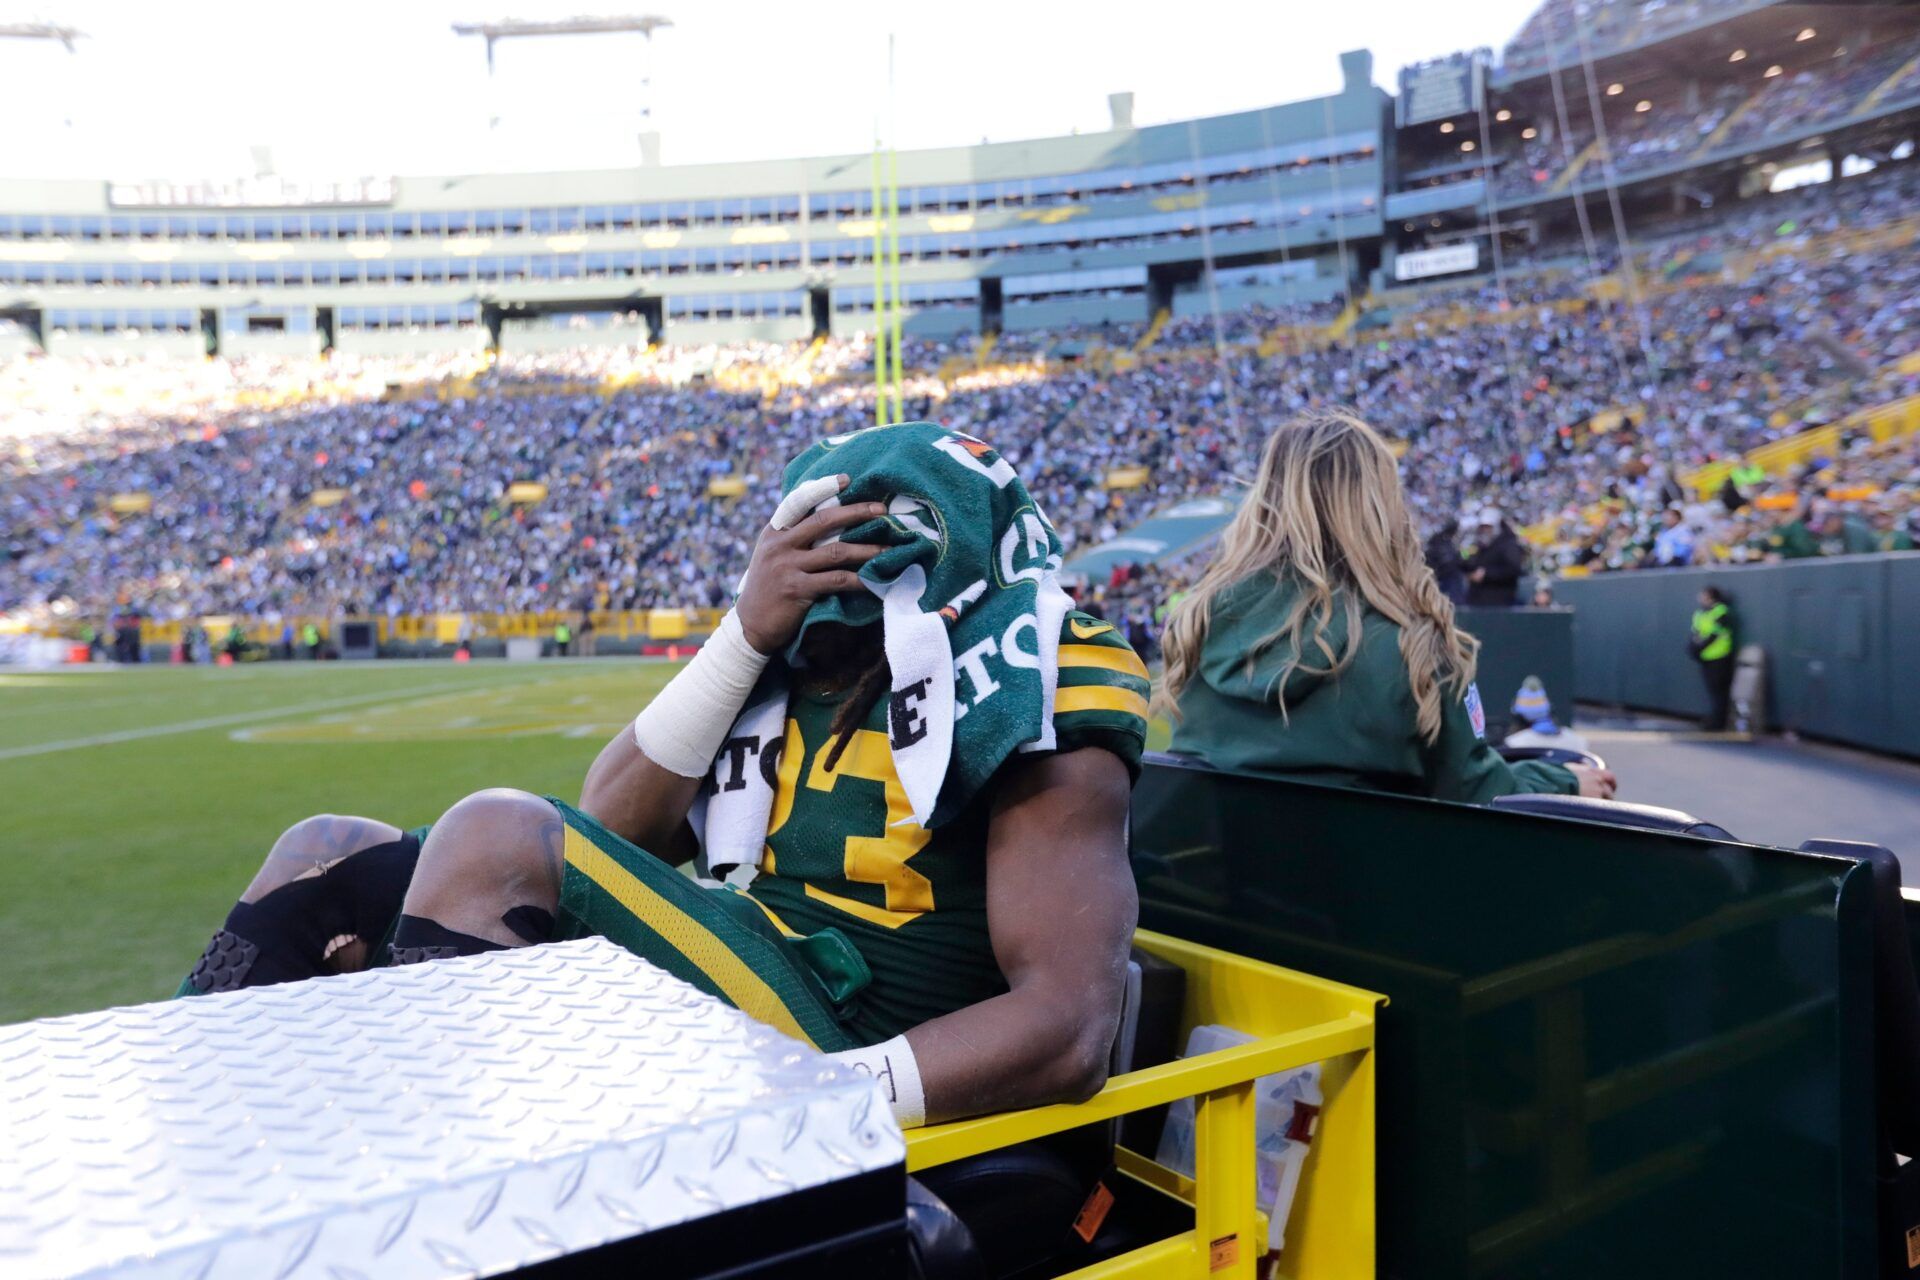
[735,478,888,655]
[1567,763,1618,800]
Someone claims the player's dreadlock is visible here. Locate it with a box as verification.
[815,624,893,772]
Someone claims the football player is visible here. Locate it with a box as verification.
[181,437,1151,1128]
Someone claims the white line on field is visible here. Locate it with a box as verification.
[0,681,480,762]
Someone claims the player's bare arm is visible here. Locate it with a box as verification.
[905,746,1137,1122]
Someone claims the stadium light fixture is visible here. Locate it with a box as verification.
[1728,48,1747,62]
[1606,82,1624,96]
[0,21,84,49]
[1521,127,1538,139]
[452,15,674,72]
[1460,140,1476,152]
[1440,121,1455,134]
[1635,99,1652,112]
[1796,27,1816,42]
[1765,64,1784,78]
[1495,109,1512,122]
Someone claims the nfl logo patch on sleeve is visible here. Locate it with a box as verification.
[1466,682,1486,739]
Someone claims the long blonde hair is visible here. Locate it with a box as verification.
[1157,409,1477,744]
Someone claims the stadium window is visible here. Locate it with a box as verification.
[250,216,276,241]
[584,205,610,231]
[444,211,472,236]
[474,210,500,234]
[52,263,77,285]
[138,263,162,285]
[16,216,46,239]
[109,263,134,285]
[417,212,446,237]
[394,260,418,284]
[500,209,527,234]
[527,208,553,234]
[392,213,417,239]
[279,215,305,240]
[611,204,638,230]
[554,207,582,232]
[776,194,800,221]
[421,258,446,282]
[311,261,337,285]
[445,259,470,282]
[363,214,391,238]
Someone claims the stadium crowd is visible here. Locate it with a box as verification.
[3,158,1919,632]
[1489,31,1920,203]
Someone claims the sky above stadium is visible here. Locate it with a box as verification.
[1,0,1540,179]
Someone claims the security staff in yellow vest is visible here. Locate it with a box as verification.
[554,620,573,657]
[1690,586,1736,731]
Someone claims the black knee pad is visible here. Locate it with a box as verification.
[187,834,421,991]
[389,913,507,965]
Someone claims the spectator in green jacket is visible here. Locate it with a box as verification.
[1874,506,1916,552]
[1159,409,1615,804]
[1756,501,1822,560]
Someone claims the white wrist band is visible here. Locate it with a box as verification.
[829,1034,927,1129]
[630,609,770,778]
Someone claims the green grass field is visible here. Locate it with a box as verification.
[0,659,677,1024]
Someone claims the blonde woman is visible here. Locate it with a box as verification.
[1159,410,1616,803]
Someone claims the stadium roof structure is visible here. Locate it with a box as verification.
[451,13,673,72]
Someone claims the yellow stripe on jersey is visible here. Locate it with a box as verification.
[1058,642,1150,680]
[1055,683,1151,721]
[561,827,820,1048]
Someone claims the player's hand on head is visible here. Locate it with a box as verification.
[735,475,887,655]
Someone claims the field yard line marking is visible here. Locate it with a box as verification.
[0,681,483,762]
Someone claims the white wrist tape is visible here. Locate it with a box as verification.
[829,1034,927,1129]
[771,474,845,532]
[630,609,770,779]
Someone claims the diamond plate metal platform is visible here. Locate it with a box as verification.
[0,938,903,1280]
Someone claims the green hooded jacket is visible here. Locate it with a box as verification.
[1168,574,1577,804]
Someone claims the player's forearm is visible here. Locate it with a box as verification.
[905,980,1122,1123]
[578,733,702,856]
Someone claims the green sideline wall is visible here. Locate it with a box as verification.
[1553,554,1920,757]
[1456,606,1576,730]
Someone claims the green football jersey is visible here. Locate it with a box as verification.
[746,610,1149,1042]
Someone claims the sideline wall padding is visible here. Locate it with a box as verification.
[1555,554,1920,756]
